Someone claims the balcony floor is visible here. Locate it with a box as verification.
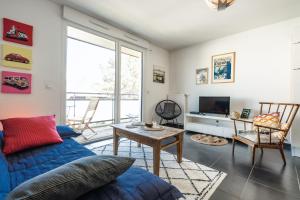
[74,126,113,144]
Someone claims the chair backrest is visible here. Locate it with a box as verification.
[155,99,182,120]
[259,102,300,137]
[83,98,100,124]
[163,102,176,114]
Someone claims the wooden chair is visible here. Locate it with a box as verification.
[67,97,100,139]
[232,102,300,165]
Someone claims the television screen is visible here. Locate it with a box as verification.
[199,96,230,115]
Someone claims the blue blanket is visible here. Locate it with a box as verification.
[1,138,182,200]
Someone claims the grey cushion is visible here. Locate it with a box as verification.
[7,155,135,200]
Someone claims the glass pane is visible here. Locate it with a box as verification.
[66,27,116,141]
[120,46,142,123]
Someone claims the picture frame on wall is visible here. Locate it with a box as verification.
[153,67,165,84]
[240,108,251,119]
[1,71,32,94]
[1,44,32,70]
[211,52,235,84]
[3,18,33,46]
[196,68,208,85]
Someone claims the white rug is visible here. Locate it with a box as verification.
[85,139,227,200]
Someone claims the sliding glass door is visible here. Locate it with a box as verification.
[65,26,143,142]
[120,46,143,123]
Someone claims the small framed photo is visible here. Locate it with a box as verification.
[240,108,251,119]
[153,68,165,84]
[196,68,208,85]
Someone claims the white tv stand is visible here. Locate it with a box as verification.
[184,113,234,138]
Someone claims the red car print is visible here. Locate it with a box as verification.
[4,53,30,64]
[3,76,29,90]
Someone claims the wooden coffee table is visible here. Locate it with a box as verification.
[112,124,184,176]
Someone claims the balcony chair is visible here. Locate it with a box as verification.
[232,102,300,165]
[67,97,100,140]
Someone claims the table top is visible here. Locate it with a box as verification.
[111,123,184,140]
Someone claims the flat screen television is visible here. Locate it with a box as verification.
[199,96,230,115]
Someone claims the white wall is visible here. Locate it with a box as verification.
[144,44,170,122]
[0,0,64,122]
[170,17,300,117]
[0,0,170,124]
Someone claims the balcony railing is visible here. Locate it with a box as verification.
[66,92,140,127]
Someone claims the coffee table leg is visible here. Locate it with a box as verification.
[153,142,161,176]
[177,133,183,163]
[113,128,119,155]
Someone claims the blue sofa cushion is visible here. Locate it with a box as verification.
[0,131,4,149]
[56,125,81,138]
[0,151,10,194]
[79,167,183,200]
[4,138,183,200]
[0,131,10,200]
[6,138,95,189]
[7,155,135,200]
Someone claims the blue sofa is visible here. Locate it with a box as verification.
[0,128,182,200]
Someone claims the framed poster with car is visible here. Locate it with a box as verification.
[1,71,32,94]
[1,44,32,70]
[3,18,33,46]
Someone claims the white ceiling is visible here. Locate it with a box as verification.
[52,0,300,50]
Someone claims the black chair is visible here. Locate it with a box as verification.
[155,100,182,125]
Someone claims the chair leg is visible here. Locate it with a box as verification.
[252,147,256,165]
[279,145,286,165]
[260,148,263,154]
[232,138,235,156]
[82,125,97,140]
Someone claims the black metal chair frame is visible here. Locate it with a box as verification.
[155,99,182,125]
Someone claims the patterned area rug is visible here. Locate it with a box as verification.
[85,139,227,200]
[191,134,228,146]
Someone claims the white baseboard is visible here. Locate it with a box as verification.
[292,146,300,157]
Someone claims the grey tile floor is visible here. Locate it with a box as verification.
[166,131,300,200]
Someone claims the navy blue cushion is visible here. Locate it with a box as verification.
[79,167,183,200]
[0,131,3,149]
[6,138,94,189]
[4,138,182,200]
[56,125,81,138]
[7,155,135,200]
[0,151,10,198]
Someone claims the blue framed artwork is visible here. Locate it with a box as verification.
[211,52,235,83]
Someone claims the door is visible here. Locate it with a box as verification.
[119,44,143,123]
[66,26,116,139]
[65,26,144,141]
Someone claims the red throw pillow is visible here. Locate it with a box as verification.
[1,115,63,155]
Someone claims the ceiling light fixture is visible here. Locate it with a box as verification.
[204,0,235,11]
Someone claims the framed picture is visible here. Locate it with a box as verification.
[1,44,32,70]
[153,68,165,84]
[240,108,251,119]
[211,52,235,84]
[196,68,208,85]
[3,18,33,46]
[1,71,32,94]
